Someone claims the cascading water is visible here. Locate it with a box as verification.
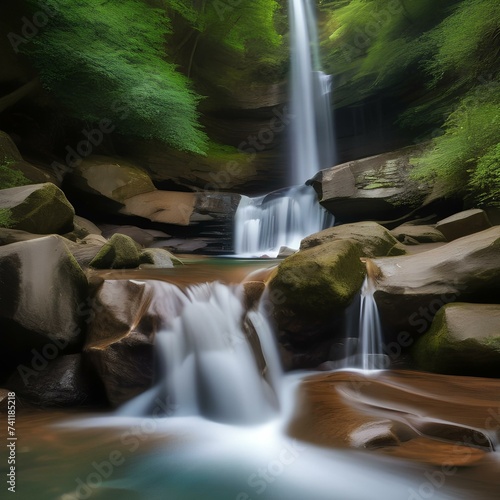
[357,277,386,370]
[233,0,336,257]
[119,280,282,424]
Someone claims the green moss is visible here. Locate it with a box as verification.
[269,239,366,318]
[90,233,141,269]
[0,208,13,228]
[0,165,31,189]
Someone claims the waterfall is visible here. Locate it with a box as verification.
[233,0,336,257]
[119,280,282,424]
[289,0,337,184]
[357,277,386,370]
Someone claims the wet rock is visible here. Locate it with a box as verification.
[391,224,447,244]
[373,227,500,337]
[6,354,96,408]
[243,281,266,310]
[89,233,141,269]
[435,209,492,241]
[277,246,296,258]
[301,221,406,257]
[0,236,88,360]
[0,183,75,234]
[74,215,102,236]
[413,303,500,377]
[84,280,156,407]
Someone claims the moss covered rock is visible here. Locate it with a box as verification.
[139,248,175,268]
[0,183,75,234]
[413,303,500,377]
[89,233,141,269]
[301,221,406,257]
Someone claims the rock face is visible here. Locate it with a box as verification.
[372,227,500,338]
[0,183,75,234]
[84,280,157,407]
[435,209,492,241]
[413,303,500,377]
[301,221,406,257]
[391,224,446,244]
[6,354,96,407]
[0,236,88,351]
[309,146,432,223]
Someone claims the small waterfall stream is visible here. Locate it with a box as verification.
[119,280,282,424]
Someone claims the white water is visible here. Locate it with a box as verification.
[119,281,282,424]
[289,0,337,184]
[234,185,333,257]
[357,277,386,370]
[233,0,336,257]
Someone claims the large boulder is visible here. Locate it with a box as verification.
[0,228,45,246]
[84,280,157,407]
[0,236,88,378]
[413,303,500,377]
[269,240,366,368]
[435,209,492,241]
[301,221,406,257]
[65,234,108,268]
[6,354,97,408]
[373,227,500,339]
[309,146,432,223]
[0,183,75,234]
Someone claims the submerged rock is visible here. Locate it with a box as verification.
[413,303,500,377]
[435,208,492,241]
[0,183,74,234]
[301,221,406,257]
[84,280,156,407]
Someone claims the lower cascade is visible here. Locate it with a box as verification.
[234,185,334,257]
[119,281,282,424]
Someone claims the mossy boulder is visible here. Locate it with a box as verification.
[0,183,75,234]
[301,221,406,257]
[269,239,365,369]
[89,233,141,269]
[413,303,500,377]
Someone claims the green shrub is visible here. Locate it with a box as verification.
[0,165,31,189]
[0,208,13,228]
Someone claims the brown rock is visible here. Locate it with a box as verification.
[436,209,492,241]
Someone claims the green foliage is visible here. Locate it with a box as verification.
[0,208,13,228]
[0,165,31,189]
[23,0,208,154]
[412,83,500,201]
